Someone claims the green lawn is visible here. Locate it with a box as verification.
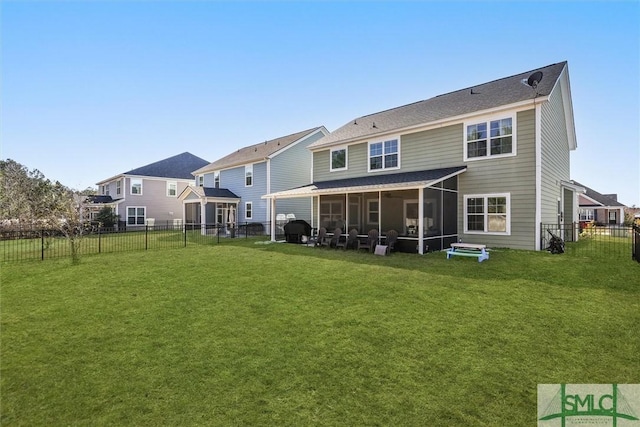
[1,241,638,426]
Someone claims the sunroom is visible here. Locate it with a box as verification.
[263,166,466,254]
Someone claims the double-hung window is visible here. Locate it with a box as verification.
[131,178,142,195]
[127,207,146,225]
[330,147,347,171]
[465,116,514,160]
[116,180,122,196]
[197,175,204,187]
[369,138,399,171]
[464,194,510,234]
[367,200,379,224]
[245,165,253,187]
[214,171,220,188]
[245,202,253,220]
[167,181,177,197]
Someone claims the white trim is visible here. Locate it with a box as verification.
[263,168,467,200]
[126,206,146,226]
[309,100,547,152]
[166,181,178,197]
[266,126,330,160]
[534,103,542,250]
[245,201,253,220]
[330,146,348,172]
[367,136,400,173]
[463,113,517,162]
[245,164,253,187]
[463,193,511,235]
[130,178,143,196]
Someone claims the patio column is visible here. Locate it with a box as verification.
[200,201,206,236]
[270,197,276,241]
[418,187,424,255]
[378,191,382,237]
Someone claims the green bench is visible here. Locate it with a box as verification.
[446,243,489,262]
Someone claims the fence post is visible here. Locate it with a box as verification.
[98,228,102,254]
[184,223,187,247]
[145,225,148,250]
[41,230,45,261]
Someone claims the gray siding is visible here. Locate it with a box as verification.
[122,177,191,225]
[270,130,326,222]
[540,84,572,226]
[218,162,269,222]
[457,109,537,250]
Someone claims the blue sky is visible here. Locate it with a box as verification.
[1,1,639,206]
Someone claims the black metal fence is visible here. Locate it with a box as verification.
[541,222,635,259]
[0,222,274,263]
[633,224,640,263]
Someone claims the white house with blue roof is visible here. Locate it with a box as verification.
[264,62,579,252]
[92,152,209,227]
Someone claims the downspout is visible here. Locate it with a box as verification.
[418,187,424,254]
[534,101,543,250]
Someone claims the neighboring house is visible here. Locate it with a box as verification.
[570,180,626,226]
[179,127,329,233]
[90,152,209,227]
[264,62,579,252]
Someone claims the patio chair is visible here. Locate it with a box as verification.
[385,229,398,254]
[313,227,328,247]
[343,228,360,250]
[330,228,343,249]
[360,229,379,253]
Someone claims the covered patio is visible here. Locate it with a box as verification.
[263,166,466,254]
[179,187,240,236]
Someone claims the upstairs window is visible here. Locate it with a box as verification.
[214,171,220,188]
[369,138,399,171]
[330,147,347,171]
[245,165,253,187]
[465,116,514,160]
[198,175,204,187]
[116,180,122,196]
[131,179,142,195]
[167,181,177,197]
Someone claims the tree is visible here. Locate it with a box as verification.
[0,159,87,263]
[95,206,119,228]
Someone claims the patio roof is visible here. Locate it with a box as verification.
[263,166,466,199]
[178,186,241,203]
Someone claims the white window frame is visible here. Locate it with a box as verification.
[463,193,511,235]
[166,181,177,197]
[368,137,400,172]
[464,114,516,162]
[130,178,143,195]
[198,175,204,187]
[245,164,253,187]
[214,171,220,188]
[116,180,122,196]
[245,202,253,220]
[126,206,146,226]
[330,147,348,172]
[579,208,594,221]
[367,199,379,224]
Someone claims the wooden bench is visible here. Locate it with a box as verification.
[446,243,489,262]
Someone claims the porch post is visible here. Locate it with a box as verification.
[418,187,424,255]
[378,191,382,237]
[200,201,206,236]
[344,193,349,231]
[270,197,276,241]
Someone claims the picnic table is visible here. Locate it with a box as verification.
[446,243,489,262]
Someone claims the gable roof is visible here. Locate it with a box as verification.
[193,127,326,175]
[123,152,209,180]
[309,62,569,149]
[177,186,240,202]
[571,180,627,208]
